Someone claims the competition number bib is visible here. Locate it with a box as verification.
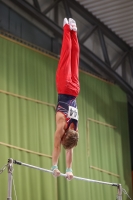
[68,106,78,120]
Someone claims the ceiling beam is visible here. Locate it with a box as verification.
[67,0,131,52]
[54,0,59,25]
[32,0,40,11]
[62,0,72,18]
[122,59,126,81]
[98,28,111,67]
[129,53,133,76]
[42,0,61,15]
[80,25,97,44]
[112,52,129,71]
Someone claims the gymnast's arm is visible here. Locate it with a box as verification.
[52,112,66,166]
[66,148,73,169]
[65,123,75,180]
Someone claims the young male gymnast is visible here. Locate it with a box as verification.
[51,17,80,181]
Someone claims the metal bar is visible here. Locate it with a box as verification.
[62,0,72,18]
[80,25,97,44]
[112,52,129,71]
[52,0,59,52]
[13,159,119,187]
[42,0,61,15]
[67,0,131,52]
[98,28,111,67]
[117,184,122,200]
[122,59,126,81]
[32,0,40,11]
[7,158,13,200]
[54,0,59,24]
[129,53,133,76]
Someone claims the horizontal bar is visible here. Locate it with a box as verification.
[13,159,119,187]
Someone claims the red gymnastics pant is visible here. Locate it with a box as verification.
[56,24,80,97]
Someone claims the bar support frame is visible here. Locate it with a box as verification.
[6,158,123,200]
[7,158,13,200]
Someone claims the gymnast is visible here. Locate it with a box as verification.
[51,17,80,181]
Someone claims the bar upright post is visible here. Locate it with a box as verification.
[117,184,122,200]
[7,158,13,200]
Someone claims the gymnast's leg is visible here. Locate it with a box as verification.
[65,18,80,97]
[71,25,80,96]
[56,19,72,94]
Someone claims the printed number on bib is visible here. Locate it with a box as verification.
[68,106,78,120]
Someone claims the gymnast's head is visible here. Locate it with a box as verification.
[61,129,79,149]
